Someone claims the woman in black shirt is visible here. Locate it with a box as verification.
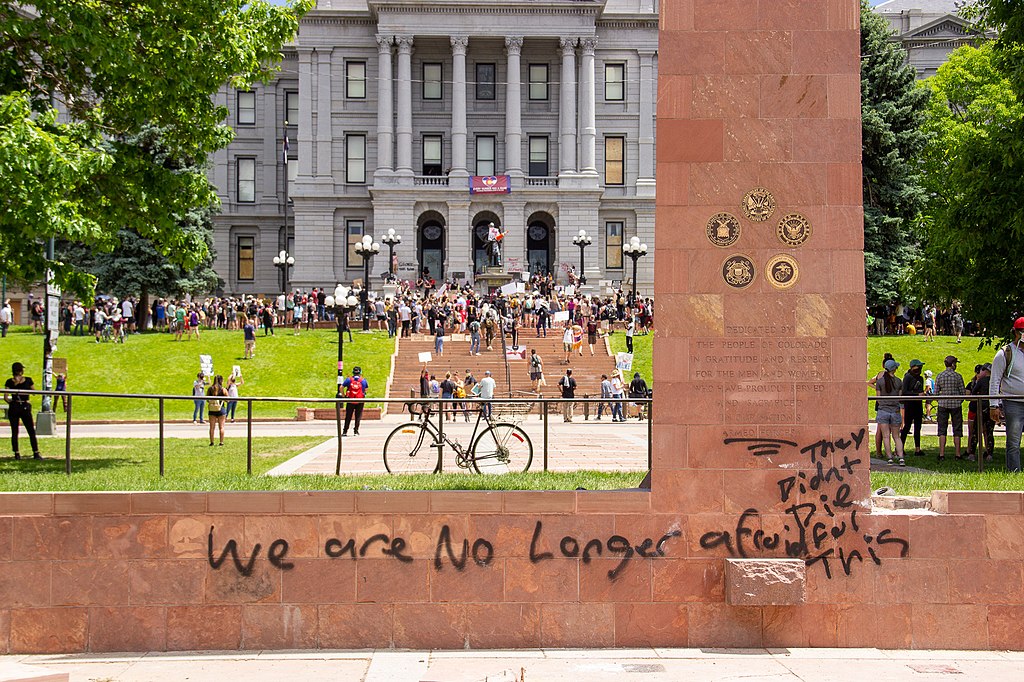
[4,363,41,459]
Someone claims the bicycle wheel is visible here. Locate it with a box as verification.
[383,421,440,474]
[471,422,533,474]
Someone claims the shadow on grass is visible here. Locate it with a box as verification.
[0,456,134,475]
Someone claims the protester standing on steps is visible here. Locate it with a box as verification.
[562,322,574,364]
[469,317,481,356]
[341,366,368,437]
[559,368,577,422]
[4,362,41,460]
[990,316,1024,473]
[206,375,229,446]
[529,348,545,393]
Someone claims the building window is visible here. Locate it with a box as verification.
[346,134,366,184]
[287,159,297,197]
[604,136,624,186]
[237,90,256,126]
[528,136,548,177]
[423,63,443,100]
[606,222,624,270]
[346,220,365,268]
[285,91,299,126]
[476,136,496,176]
[605,63,625,101]
[476,63,496,100]
[423,135,443,176]
[236,158,256,203]
[346,61,367,99]
[528,64,548,100]
[238,236,255,281]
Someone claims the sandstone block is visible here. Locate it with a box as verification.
[725,558,806,606]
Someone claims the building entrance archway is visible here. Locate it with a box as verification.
[471,211,501,275]
[417,212,446,281]
[526,212,555,276]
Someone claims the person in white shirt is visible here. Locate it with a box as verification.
[121,299,134,332]
[472,370,496,419]
[0,300,11,338]
[990,316,1024,473]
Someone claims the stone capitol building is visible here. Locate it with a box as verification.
[208,0,658,296]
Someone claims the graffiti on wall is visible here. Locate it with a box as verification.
[208,521,682,582]
[699,428,909,579]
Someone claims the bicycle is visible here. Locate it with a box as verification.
[383,399,533,475]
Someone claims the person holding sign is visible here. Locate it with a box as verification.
[341,366,369,437]
[486,222,504,267]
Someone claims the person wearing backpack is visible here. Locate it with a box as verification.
[529,349,545,393]
[990,316,1024,472]
[559,368,577,422]
[341,366,368,437]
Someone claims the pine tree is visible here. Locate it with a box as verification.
[860,0,931,308]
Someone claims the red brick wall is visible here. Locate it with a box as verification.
[1,1,1021,653]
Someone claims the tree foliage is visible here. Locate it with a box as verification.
[911,0,1024,338]
[0,0,312,299]
[860,0,931,307]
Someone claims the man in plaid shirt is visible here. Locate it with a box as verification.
[935,355,966,461]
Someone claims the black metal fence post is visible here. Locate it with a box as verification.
[335,398,343,476]
[437,398,444,472]
[158,398,165,477]
[246,399,253,475]
[64,394,72,475]
[647,398,653,471]
[543,398,549,472]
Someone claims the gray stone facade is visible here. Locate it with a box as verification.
[875,0,990,79]
[210,0,658,296]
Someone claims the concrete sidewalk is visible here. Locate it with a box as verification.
[4,648,1023,681]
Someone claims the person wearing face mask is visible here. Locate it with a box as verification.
[990,316,1024,473]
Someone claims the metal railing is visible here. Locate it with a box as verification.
[867,393,1008,473]
[1,389,653,477]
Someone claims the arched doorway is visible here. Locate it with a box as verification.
[472,211,501,275]
[417,212,446,281]
[526,212,555,276]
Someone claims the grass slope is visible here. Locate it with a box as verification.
[867,334,1000,378]
[607,330,653,386]
[0,326,395,420]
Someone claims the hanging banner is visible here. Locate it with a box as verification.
[469,175,511,195]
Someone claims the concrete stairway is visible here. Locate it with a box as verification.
[386,329,617,404]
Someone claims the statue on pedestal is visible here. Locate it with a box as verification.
[486,222,504,267]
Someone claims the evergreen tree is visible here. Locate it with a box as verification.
[860,0,931,307]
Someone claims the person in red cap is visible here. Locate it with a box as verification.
[990,316,1024,472]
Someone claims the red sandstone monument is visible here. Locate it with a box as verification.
[1,0,1022,652]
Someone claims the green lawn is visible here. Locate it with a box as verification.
[869,434,1023,495]
[0,326,395,420]
[0,437,643,491]
[607,330,653,386]
[867,334,999,378]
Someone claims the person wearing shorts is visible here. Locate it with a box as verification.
[874,358,905,466]
[935,355,966,461]
[206,375,229,446]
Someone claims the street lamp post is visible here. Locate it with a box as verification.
[572,229,592,286]
[354,235,380,331]
[622,236,648,307]
[272,249,295,297]
[326,286,359,396]
[381,229,402,280]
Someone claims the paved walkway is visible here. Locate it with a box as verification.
[3,648,1022,681]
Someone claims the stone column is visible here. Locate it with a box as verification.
[504,36,524,177]
[451,36,469,177]
[375,35,395,175]
[579,36,598,177]
[297,48,314,179]
[316,49,332,178]
[446,201,472,281]
[636,50,656,197]
[558,37,577,175]
[395,36,414,176]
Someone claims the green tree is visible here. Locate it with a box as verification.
[860,0,931,307]
[911,42,1023,336]
[0,0,311,299]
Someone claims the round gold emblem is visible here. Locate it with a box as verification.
[765,254,799,290]
[742,187,776,223]
[706,213,741,248]
[777,214,811,247]
[722,254,756,290]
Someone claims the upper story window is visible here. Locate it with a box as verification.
[423,135,443,176]
[605,63,625,101]
[423,63,443,100]
[346,61,367,99]
[528,136,548,177]
[237,90,256,126]
[346,134,366,184]
[476,135,496,177]
[236,158,256,203]
[529,64,548,101]
[285,91,299,126]
[605,136,624,186]
[476,63,496,100]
